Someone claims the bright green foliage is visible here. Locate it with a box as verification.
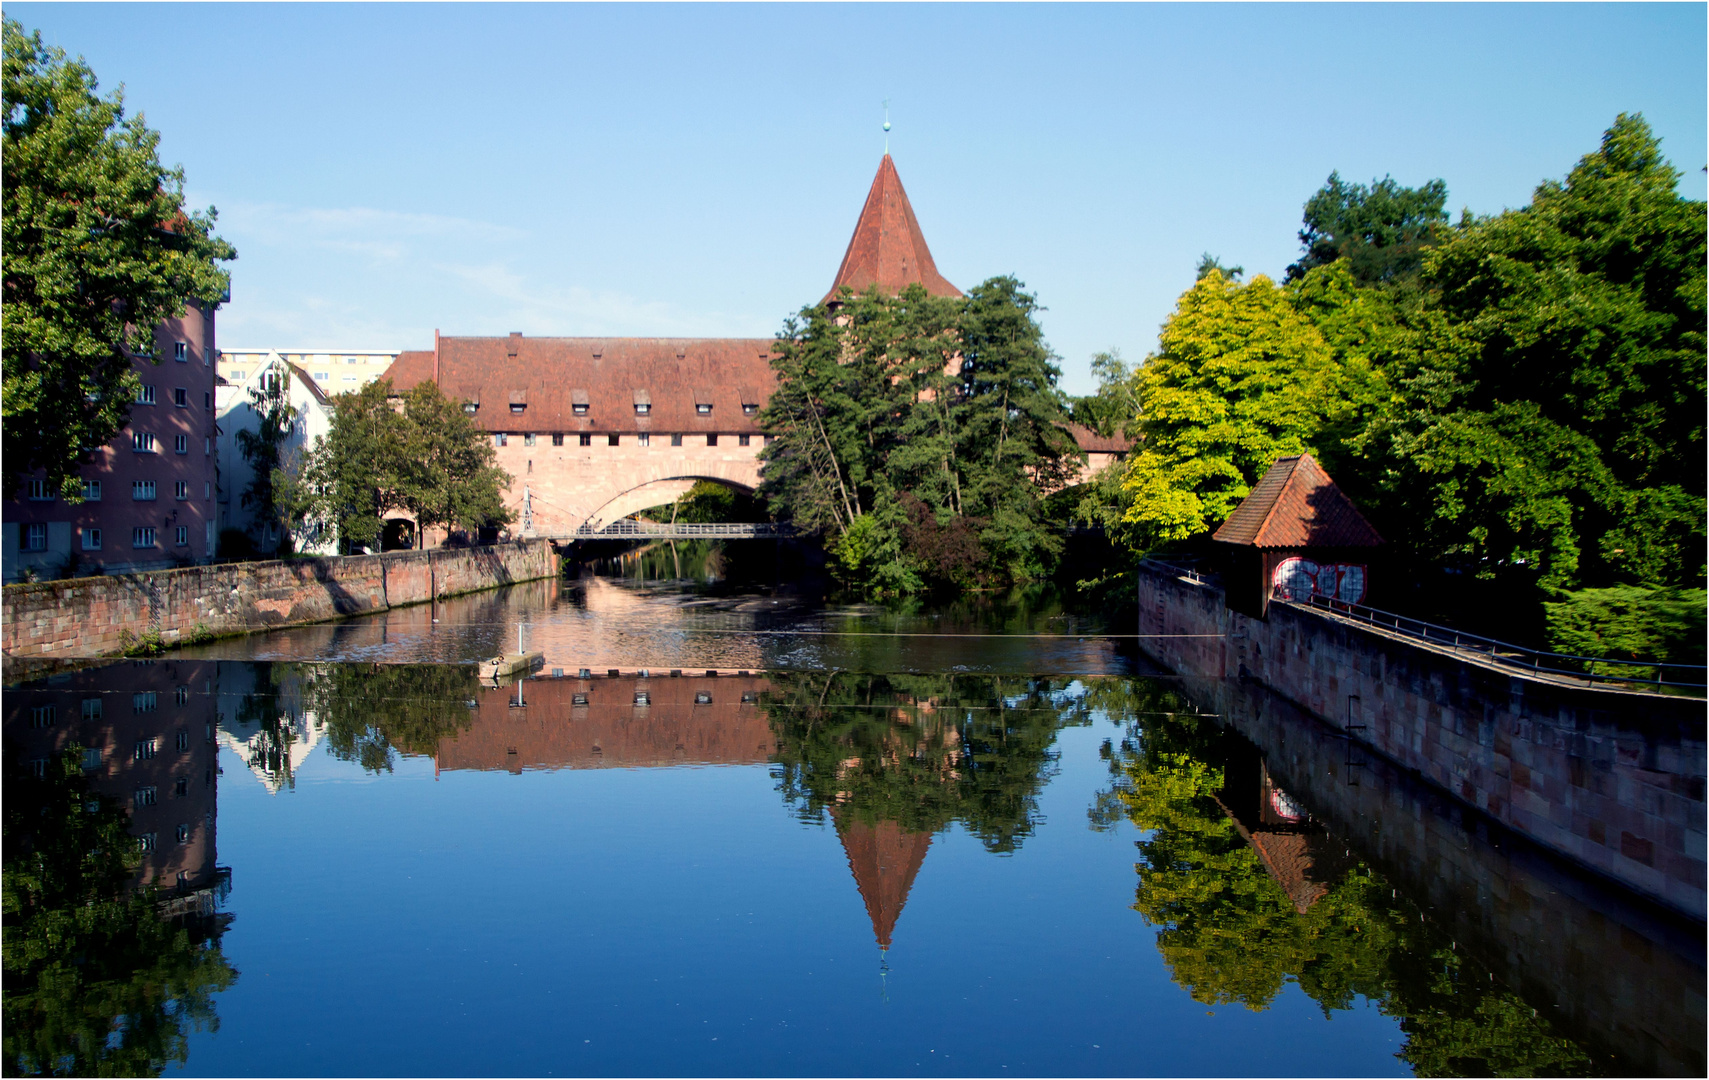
[1096,697,1597,1075]
[759,278,1077,595]
[763,672,1080,853]
[656,480,767,525]
[392,381,514,546]
[4,747,236,1076]
[1287,171,1449,285]
[293,662,480,773]
[1363,114,1706,599]
[1118,269,1389,551]
[1068,349,1141,439]
[284,379,513,552]
[282,379,399,552]
[2,18,235,500]
[1543,585,1707,676]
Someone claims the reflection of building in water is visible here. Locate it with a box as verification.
[833,811,932,952]
[214,662,323,792]
[432,674,776,772]
[1215,746,1355,914]
[5,659,223,894]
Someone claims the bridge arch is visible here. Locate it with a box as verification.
[509,445,765,537]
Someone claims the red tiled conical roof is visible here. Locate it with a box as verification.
[823,155,961,306]
[833,810,933,950]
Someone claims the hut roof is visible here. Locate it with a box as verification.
[1213,453,1383,549]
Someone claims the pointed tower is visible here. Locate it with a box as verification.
[833,809,934,951]
[823,155,962,306]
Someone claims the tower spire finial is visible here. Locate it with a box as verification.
[882,99,891,155]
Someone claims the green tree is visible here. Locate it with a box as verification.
[1195,253,1243,282]
[285,379,400,553]
[1358,114,1706,612]
[759,279,1076,595]
[392,380,514,546]
[292,662,479,773]
[2,18,234,500]
[234,368,301,552]
[1286,171,1449,285]
[1068,349,1141,439]
[763,671,1078,853]
[3,745,236,1076]
[1091,693,1599,1075]
[1116,269,1389,552]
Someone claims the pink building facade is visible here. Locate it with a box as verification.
[3,305,223,582]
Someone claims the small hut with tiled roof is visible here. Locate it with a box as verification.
[1212,453,1383,617]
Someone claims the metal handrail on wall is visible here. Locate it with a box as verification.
[1141,558,1219,588]
[571,520,796,539]
[1276,589,1707,693]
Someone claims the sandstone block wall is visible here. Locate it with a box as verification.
[1187,672,1703,1076]
[2,541,556,659]
[1135,562,1707,918]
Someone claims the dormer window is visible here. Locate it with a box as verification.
[464,402,478,414]
[696,403,712,415]
[635,403,650,415]
[743,404,758,415]
[510,403,526,414]
[573,403,588,416]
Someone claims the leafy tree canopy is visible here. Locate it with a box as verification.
[759,278,1077,595]
[2,18,234,499]
[1286,170,1448,285]
[4,746,236,1076]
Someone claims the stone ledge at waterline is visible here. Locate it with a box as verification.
[1135,561,1708,921]
[1,540,557,659]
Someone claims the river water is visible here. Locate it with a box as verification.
[4,556,1703,1077]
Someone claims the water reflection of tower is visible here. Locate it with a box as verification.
[6,659,225,896]
[833,811,933,974]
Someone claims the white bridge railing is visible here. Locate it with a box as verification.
[558,521,797,540]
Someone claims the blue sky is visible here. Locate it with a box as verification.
[9,2,1705,394]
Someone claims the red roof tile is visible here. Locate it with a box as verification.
[1066,423,1132,455]
[1212,453,1383,549]
[834,810,933,951]
[823,155,961,306]
[382,335,778,435]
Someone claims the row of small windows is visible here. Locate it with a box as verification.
[476,402,758,417]
[134,823,196,852]
[134,385,211,409]
[493,432,768,448]
[28,687,191,728]
[27,477,211,504]
[131,433,214,454]
[23,523,192,551]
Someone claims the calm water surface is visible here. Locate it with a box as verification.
[5,563,1702,1076]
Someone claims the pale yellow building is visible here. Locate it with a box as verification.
[218,348,400,398]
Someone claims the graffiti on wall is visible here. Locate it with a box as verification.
[1272,557,1367,605]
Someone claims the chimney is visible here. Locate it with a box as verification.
[507,332,522,358]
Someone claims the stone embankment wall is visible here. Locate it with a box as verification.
[2,541,556,658]
[1136,562,1707,919]
[1189,672,1703,1076]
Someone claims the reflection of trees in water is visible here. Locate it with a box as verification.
[299,664,480,773]
[1089,680,1599,1077]
[763,672,1083,853]
[3,748,236,1077]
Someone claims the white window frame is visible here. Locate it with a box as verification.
[81,527,102,551]
[82,480,102,501]
[24,523,47,551]
[132,432,155,453]
[136,384,156,405]
[132,526,157,548]
[173,341,188,362]
[174,525,189,547]
[133,480,157,501]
